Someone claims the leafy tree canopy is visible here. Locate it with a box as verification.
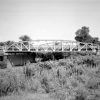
[19,35,32,41]
[0,42,5,46]
[75,26,100,44]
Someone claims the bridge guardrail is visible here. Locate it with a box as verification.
[0,40,99,53]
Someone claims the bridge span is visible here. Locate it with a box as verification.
[0,40,99,53]
[0,40,100,67]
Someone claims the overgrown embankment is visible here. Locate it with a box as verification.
[0,55,100,100]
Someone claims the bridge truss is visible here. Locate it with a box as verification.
[0,40,99,53]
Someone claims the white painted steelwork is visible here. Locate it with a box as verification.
[0,40,99,53]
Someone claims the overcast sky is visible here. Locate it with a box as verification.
[0,0,100,42]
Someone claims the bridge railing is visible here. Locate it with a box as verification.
[0,40,99,53]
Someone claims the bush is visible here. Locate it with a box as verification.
[83,59,95,66]
[0,61,7,69]
[0,68,41,96]
[85,78,100,91]
[75,95,86,100]
[0,54,100,98]
[58,60,67,66]
[38,62,52,70]
[0,69,18,96]
[50,90,66,100]
[40,77,50,93]
[42,52,54,61]
[24,78,41,93]
[53,52,64,60]
[23,66,32,78]
[23,65,35,78]
[74,89,87,100]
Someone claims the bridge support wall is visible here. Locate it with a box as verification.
[7,53,36,66]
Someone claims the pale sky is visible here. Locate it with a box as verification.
[0,0,100,42]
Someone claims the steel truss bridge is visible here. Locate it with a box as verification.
[0,40,99,53]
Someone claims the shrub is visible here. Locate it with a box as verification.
[0,61,7,69]
[23,65,35,78]
[50,90,66,100]
[82,56,97,67]
[24,78,41,93]
[53,52,64,60]
[85,78,100,91]
[0,69,18,96]
[58,60,67,66]
[75,94,86,100]
[23,66,32,78]
[0,54,100,98]
[42,52,54,61]
[38,62,52,70]
[74,89,87,100]
[40,77,50,93]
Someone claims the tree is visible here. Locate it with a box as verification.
[0,42,5,46]
[75,26,91,42]
[19,35,32,41]
[92,37,99,44]
[75,26,99,44]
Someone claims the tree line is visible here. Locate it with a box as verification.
[0,35,31,46]
[0,26,100,46]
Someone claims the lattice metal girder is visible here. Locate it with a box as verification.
[6,42,21,52]
[0,40,99,52]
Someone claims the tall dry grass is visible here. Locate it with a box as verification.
[0,54,100,100]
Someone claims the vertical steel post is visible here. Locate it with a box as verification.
[86,43,87,51]
[28,41,30,51]
[62,41,63,52]
[20,42,22,51]
[53,41,55,52]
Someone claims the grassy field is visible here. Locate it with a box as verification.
[0,54,100,100]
